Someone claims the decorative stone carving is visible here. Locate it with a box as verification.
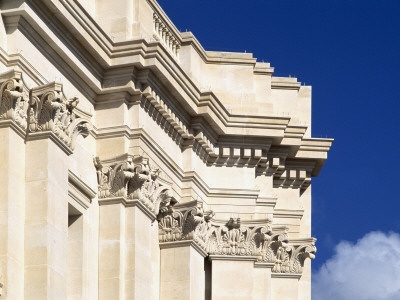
[157,202,315,274]
[257,231,289,263]
[94,156,175,216]
[0,70,29,130]
[29,82,89,149]
[158,204,214,250]
[272,241,317,274]
[207,218,273,256]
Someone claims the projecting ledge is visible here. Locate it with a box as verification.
[98,197,157,222]
[254,262,275,269]
[208,255,258,262]
[271,273,302,279]
[159,240,208,258]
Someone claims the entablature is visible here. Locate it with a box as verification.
[0,0,332,179]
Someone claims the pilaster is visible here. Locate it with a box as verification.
[209,255,257,300]
[25,135,70,300]
[158,203,212,300]
[160,241,207,300]
[0,70,28,300]
[253,263,273,300]
[23,79,89,300]
[95,155,174,300]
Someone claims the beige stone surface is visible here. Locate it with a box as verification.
[0,0,332,299]
[25,138,69,300]
[210,258,255,300]
[271,276,299,300]
[0,127,25,300]
[160,245,206,300]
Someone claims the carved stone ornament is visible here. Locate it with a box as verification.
[271,241,317,274]
[94,156,175,216]
[29,82,89,150]
[158,205,316,274]
[0,70,29,130]
[158,204,215,250]
[207,218,273,256]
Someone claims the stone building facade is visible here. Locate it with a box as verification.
[0,0,332,299]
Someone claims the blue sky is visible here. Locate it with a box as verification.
[157,0,400,297]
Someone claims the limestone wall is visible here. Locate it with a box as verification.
[0,1,332,299]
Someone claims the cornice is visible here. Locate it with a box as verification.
[93,125,322,198]
[254,262,275,268]
[1,0,332,178]
[93,126,317,205]
[68,170,97,200]
[0,48,47,86]
[97,197,157,222]
[26,131,73,155]
[159,240,208,258]
[208,255,258,262]
[147,0,262,66]
[271,77,301,91]
[0,119,26,139]
[271,273,302,279]
[273,209,304,220]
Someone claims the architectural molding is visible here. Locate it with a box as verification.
[0,0,332,298]
[208,255,259,262]
[271,273,302,279]
[1,2,332,179]
[68,170,96,210]
[159,240,208,258]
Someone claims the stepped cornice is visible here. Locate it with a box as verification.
[0,1,332,176]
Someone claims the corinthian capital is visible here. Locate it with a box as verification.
[0,70,29,130]
[207,218,273,257]
[272,238,317,274]
[158,202,215,250]
[29,82,89,150]
[94,156,175,216]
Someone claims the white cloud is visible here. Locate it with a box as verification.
[312,231,400,300]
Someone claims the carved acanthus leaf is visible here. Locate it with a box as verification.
[258,231,289,263]
[94,156,175,215]
[0,70,29,130]
[29,83,89,149]
[158,204,214,250]
[207,218,272,256]
[157,208,316,274]
[272,240,317,274]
